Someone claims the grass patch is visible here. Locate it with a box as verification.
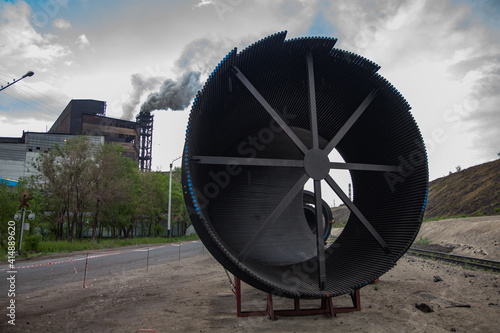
[0,234,199,261]
[415,236,432,245]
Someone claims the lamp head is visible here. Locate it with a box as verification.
[22,71,34,78]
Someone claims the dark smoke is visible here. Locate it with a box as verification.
[122,73,163,120]
[139,71,201,114]
[123,35,250,118]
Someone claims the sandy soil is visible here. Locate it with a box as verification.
[2,216,499,333]
[416,216,500,259]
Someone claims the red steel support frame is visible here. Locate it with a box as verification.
[234,277,361,320]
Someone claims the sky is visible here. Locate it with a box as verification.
[0,0,499,206]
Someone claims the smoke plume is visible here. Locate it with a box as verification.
[122,73,164,120]
[123,35,248,118]
[175,37,232,77]
[139,71,201,114]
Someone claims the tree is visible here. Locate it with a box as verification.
[26,136,191,242]
[32,137,97,242]
[137,172,169,237]
[169,167,190,236]
[0,184,19,251]
[0,181,48,252]
[89,143,139,242]
[134,169,191,237]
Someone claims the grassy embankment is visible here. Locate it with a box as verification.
[330,159,500,225]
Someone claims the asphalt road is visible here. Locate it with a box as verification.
[0,241,206,294]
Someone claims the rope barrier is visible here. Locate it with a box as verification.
[70,256,77,273]
[0,241,202,274]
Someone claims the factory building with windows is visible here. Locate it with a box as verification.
[0,99,140,184]
[0,132,104,182]
[48,99,140,160]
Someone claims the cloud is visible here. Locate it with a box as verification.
[322,0,500,163]
[461,62,500,158]
[76,34,90,49]
[53,18,71,30]
[0,2,71,71]
[194,0,214,7]
[175,36,235,78]
[122,34,245,119]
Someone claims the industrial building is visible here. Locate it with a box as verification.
[0,99,145,183]
[0,132,104,181]
[49,99,140,161]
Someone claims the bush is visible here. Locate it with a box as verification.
[415,236,431,245]
[24,234,43,252]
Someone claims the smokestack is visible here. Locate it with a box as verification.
[133,71,201,171]
[137,111,154,171]
[140,71,201,114]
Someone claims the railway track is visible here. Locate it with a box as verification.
[407,248,500,272]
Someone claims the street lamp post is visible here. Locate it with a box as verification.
[16,189,33,254]
[0,71,34,92]
[167,156,182,238]
[17,207,26,255]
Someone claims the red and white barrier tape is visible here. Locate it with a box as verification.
[0,241,200,271]
[0,252,123,271]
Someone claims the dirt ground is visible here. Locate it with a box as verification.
[2,216,500,333]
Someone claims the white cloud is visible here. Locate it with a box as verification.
[53,18,71,30]
[1,0,497,179]
[0,2,71,71]
[194,0,214,7]
[76,34,90,49]
[319,0,500,177]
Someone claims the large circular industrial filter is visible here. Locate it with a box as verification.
[182,31,428,299]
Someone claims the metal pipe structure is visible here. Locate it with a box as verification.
[182,32,428,299]
[16,189,32,254]
[136,112,154,171]
[0,71,34,92]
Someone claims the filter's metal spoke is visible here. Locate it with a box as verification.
[237,173,310,262]
[191,155,304,167]
[313,180,326,290]
[329,162,399,172]
[307,50,319,149]
[324,89,379,154]
[307,50,326,290]
[325,175,391,254]
[231,65,309,155]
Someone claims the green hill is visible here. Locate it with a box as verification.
[330,159,500,223]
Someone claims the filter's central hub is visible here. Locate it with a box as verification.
[303,148,330,180]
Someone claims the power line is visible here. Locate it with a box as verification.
[0,72,64,117]
[0,72,17,81]
[5,84,63,116]
[18,81,66,111]
[0,71,34,92]
[1,90,58,119]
